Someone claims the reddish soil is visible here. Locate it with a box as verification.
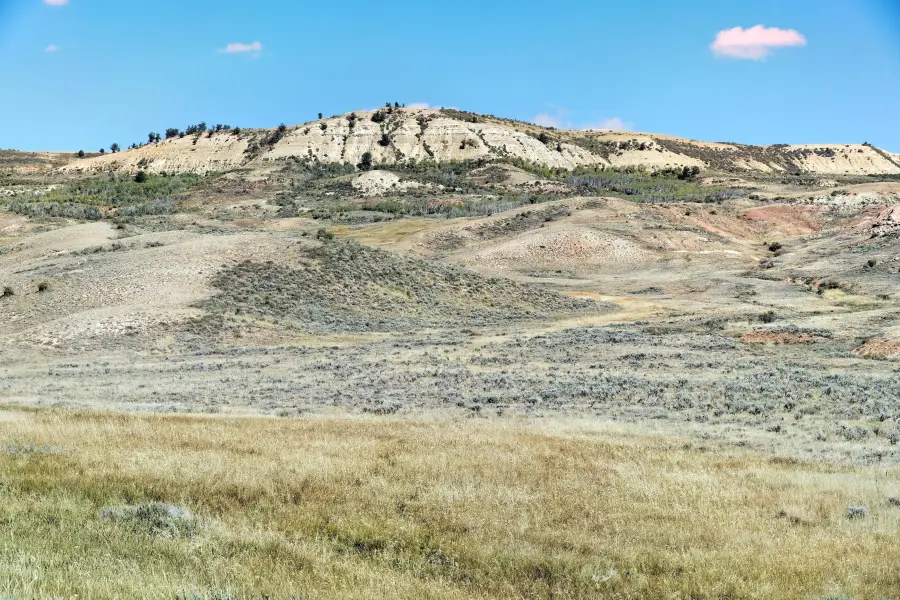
[853,339,900,359]
[741,332,818,345]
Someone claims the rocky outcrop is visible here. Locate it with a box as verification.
[60,108,900,177]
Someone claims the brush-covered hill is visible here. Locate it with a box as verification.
[60,107,900,177]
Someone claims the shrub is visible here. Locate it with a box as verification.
[133,171,148,183]
[316,228,335,240]
[371,110,387,123]
[8,201,103,221]
[77,150,85,158]
[37,281,50,293]
[378,134,391,147]
[846,506,869,520]
[867,259,877,268]
[537,132,551,145]
[358,151,373,171]
[165,128,181,139]
[110,143,120,154]
[100,503,198,538]
[677,166,702,180]
[759,310,777,324]
[1,286,13,298]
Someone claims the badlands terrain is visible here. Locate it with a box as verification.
[2,107,900,598]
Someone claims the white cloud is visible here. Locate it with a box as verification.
[533,110,633,132]
[711,25,807,60]
[407,102,431,109]
[44,44,59,52]
[44,0,69,5]
[582,117,633,132]
[532,112,563,128]
[221,41,263,55]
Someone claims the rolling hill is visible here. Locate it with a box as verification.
[58,108,900,177]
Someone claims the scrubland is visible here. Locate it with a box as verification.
[2,112,900,598]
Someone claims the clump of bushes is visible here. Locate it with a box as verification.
[100,503,198,538]
[759,310,777,324]
[8,202,103,221]
[678,166,702,181]
[1,286,13,298]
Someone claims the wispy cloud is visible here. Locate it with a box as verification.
[581,117,633,132]
[711,25,806,60]
[408,102,431,109]
[44,0,69,5]
[44,44,59,52]
[221,41,263,55]
[532,110,633,132]
[532,112,563,128]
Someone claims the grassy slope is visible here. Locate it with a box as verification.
[1,409,898,599]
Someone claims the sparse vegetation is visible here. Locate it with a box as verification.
[4,107,900,600]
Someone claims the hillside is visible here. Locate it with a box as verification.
[60,108,900,177]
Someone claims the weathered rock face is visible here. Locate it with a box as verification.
[870,204,900,236]
[59,108,900,176]
[62,134,251,175]
[351,170,428,197]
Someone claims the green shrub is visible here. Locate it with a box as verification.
[37,281,50,293]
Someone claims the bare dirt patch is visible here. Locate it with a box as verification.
[741,331,818,345]
[853,338,900,359]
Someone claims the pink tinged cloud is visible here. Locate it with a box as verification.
[222,41,263,54]
[44,0,69,5]
[45,44,59,52]
[711,25,806,60]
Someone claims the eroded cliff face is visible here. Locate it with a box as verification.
[60,108,900,176]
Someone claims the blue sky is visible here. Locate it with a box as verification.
[1,0,899,152]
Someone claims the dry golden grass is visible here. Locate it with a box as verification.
[1,408,899,599]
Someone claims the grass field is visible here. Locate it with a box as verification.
[1,408,899,599]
